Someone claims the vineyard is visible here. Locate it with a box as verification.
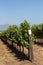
[0,20,43,61]
[0,20,31,61]
[0,20,30,48]
[0,21,43,47]
[0,20,43,65]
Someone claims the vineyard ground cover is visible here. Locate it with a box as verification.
[0,39,43,65]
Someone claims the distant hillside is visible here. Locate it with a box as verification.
[0,24,9,31]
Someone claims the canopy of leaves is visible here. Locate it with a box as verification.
[31,23,43,38]
[0,20,30,49]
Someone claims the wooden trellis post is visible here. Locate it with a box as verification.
[28,29,34,62]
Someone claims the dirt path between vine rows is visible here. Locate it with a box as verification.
[0,39,43,65]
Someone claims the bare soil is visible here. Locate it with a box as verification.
[0,39,43,65]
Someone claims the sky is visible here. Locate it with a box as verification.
[0,0,43,26]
